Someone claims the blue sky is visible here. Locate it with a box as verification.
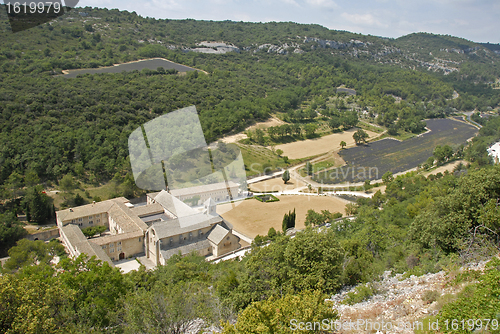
[80,0,500,43]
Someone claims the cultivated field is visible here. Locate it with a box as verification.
[274,128,379,159]
[314,119,478,184]
[249,175,306,192]
[220,116,286,144]
[219,195,346,238]
[62,58,199,78]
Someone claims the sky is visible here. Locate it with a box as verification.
[80,0,500,43]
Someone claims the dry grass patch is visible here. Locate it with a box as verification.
[249,175,305,192]
[219,195,346,238]
[274,128,379,159]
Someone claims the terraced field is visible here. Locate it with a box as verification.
[313,118,478,184]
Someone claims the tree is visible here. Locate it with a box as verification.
[221,290,338,334]
[3,239,64,272]
[282,209,296,232]
[0,275,75,334]
[0,212,27,257]
[305,161,313,176]
[24,170,40,187]
[57,255,131,329]
[433,145,453,165]
[353,129,368,144]
[282,170,290,184]
[267,227,277,239]
[254,129,265,145]
[235,228,344,309]
[382,171,394,184]
[304,123,317,138]
[59,174,75,192]
[276,149,283,156]
[6,171,23,201]
[23,186,53,225]
[340,141,347,149]
[305,209,324,227]
[124,282,211,334]
[328,117,341,131]
[81,225,107,238]
[345,203,358,216]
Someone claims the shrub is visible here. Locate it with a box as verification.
[342,284,378,305]
[422,290,440,304]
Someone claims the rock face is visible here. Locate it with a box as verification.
[328,261,490,334]
[187,42,240,54]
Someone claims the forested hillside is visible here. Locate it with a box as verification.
[0,6,498,187]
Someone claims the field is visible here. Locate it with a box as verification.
[239,144,291,176]
[62,58,199,78]
[249,175,306,192]
[218,195,347,238]
[314,118,478,184]
[274,128,379,159]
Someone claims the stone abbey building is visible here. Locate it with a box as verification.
[56,186,241,267]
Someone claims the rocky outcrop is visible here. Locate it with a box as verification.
[328,260,490,334]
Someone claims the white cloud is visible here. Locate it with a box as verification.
[340,12,387,28]
[305,0,338,9]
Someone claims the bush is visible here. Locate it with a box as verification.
[254,194,279,203]
[342,284,378,305]
[422,290,440,304]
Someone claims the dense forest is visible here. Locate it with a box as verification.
[0,6,498,188]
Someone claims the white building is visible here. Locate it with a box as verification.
[487,142,500,164]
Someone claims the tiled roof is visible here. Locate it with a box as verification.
[152,213,222,240]
[90,230,144,245]
[57,199,118,222]
[160,239,211,260]
[153,190,195,218]
[207,225,230,245]
[170,181,239,197]
[61,224,114,266]
[129,203,165,217]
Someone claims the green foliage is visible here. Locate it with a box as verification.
[382,171,394,184]
[255,194,280,203]
[23,186,53,224]
[436,258,500,334]
[267,227,278,239]
[341,283,378,305]
[409,164,500,252]
[433,144,454,165]
[3,239,64,272]
[421,290,440,304]
[57,254,132,329]
[305,161,313,175]
[353,128,369,144]
[0,212,27,257]
[59,174,75,192]
[221,290,338,334]
[124,282,213,334]
[282,208,296,232]
[304,209,338,226]
[230,228,343,309]
[0,275,75,334]
[81,225,107,238]
[282,170,290,184]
